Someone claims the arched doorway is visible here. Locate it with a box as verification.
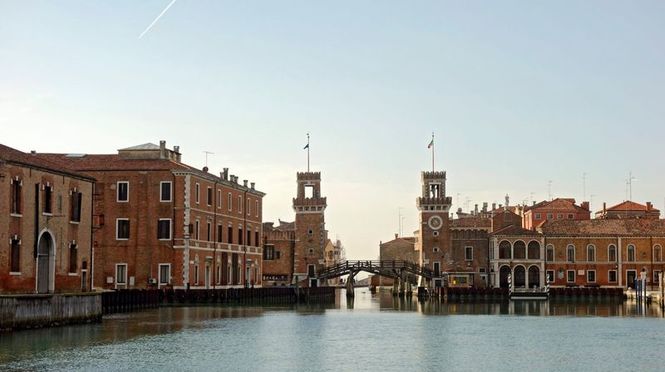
[528,266,540,288]
[514,266,526,288]
[499,266,511,289]
[37,232,54,294]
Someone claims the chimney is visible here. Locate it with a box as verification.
[250,182,255,190]
[159,140,166,159]
[474,204,479,214]
[482,202,488,212]
[243,180,248,187]
[603,202,607,213]
[581,201,589,211]
[173,146,181,162]
[395,233,398,239]
[203,166,209,173]
[223,168,229,181]
[505,194,510,207]
[492,203,496,210]
[647,202,653,211]
[533,201,536,206]
[30,150,36,155]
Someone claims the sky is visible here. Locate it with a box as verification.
[1,1,664,260]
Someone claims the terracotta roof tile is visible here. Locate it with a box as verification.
[540,219,665,236]
[491,224,541,236]
[605,201,659,212]
[451,217,491,228]
[0,144,94,180]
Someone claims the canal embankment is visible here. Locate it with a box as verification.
[0,293,102,332]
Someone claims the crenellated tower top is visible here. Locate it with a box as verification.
[293,171,327,213]
[417,170,452,212]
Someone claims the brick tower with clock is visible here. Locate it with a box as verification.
[416,171,453,287]
[292,172,327,287]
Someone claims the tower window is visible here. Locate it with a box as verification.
[429,183,440,198]
[305,185,314,198]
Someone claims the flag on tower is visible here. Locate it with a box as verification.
[427,137,434,149]
[303,143,309,150]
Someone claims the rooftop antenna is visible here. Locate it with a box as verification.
[398,207,404,237]
[582,172,587,201]
[203,151,214,168]
[548,180,553,201]
[628,171,637,201]
[590,194,596,213]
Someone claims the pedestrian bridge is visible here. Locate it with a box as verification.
[318,260,440,296]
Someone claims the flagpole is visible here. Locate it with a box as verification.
[307,133,310,172]
[431,132,435,172]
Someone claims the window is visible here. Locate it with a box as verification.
[587,245,595,262]
[654,245,662,262]
[567,270,575,283]
[535,213,541,220]
[499,241,511,259]
[513,241,526,259]
[546,245,554,262]
[228,193,232,211]
[433,262,441,276]
[608,244,617,262]
[10,178,21,214]
[228,226,233,244]
[567,244,575,263]
[654,270,662,283]
[117,181,129,202]
[207,187,213,206]
[160,182,172,202]
[217,264,222,285]
[546,213,553,220]
[159,264,171,285]
[116,264,127,285]
[546,270,555,284]
[194,265,199,285]
[256,200,259,217]
[195,220,200,240]
[465,246,473,261]
[116,219,130,240]
[10,237,20,273]
[43,184,53,214]
[307,264,315,277]
[567,213,574,219]
[528,241,540,260]
[195,183,200,204]
[157,219,171,240]
[207,222,212,241]
[627,244,635,262]
[238,227,243,245]
[238,195,242,214]
[217,224,223,243]
[608,270,617,283]
[217,190,222,208]
[255,231,259,247]
[70,190,82,222]
[264,245,275,260]
[247,198,251,216]
[587,270,596,283]
[247,229,251,246]
[69,242,77,273]
[557,213,563,219]
[433,247,439,253]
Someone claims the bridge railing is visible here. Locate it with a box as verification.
[318,260,437,280]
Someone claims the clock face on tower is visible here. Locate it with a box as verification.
[428,215,443,230]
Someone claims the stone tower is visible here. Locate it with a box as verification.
[292,172,327,287]
[416,171,452,287]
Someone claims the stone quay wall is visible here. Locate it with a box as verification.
[0,293,102,331]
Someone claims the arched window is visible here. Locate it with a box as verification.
[627,244,636,262]
[546,244,554,262]
[528,241,540,260]
[587,244,595,262]
[513,241,526,259]
[499,241,511,259]
[567,244,575,263]
[608,244,617,262]
[654,245,662,262]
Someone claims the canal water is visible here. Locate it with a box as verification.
[1,289,664,371]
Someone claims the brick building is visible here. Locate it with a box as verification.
[522,198,590,230]
[595,201,660,220]
[263,171,330,287]
[35,141,264,290]
[1,144,94,294]
[540,219,665,289]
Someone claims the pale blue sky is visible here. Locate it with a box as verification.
[1,1,664,259]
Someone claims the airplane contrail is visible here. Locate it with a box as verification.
[138,0,178,39]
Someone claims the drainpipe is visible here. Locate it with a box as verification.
[243,188,247,288]
[171,172,177,288]
[212,180,218,289]
[34,183,39,294]
[89,181,94,291]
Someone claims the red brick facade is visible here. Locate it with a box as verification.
[523,198,590,230]
[1,144,94,294]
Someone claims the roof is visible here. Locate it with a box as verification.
[380,236,416,246]
[604,201,659,212]
[524,198,588,213]
[118,143,161,151]
[0,144,94,181]
[451,216,492,228]
[492,224,541,236]
[540,219,665,236]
